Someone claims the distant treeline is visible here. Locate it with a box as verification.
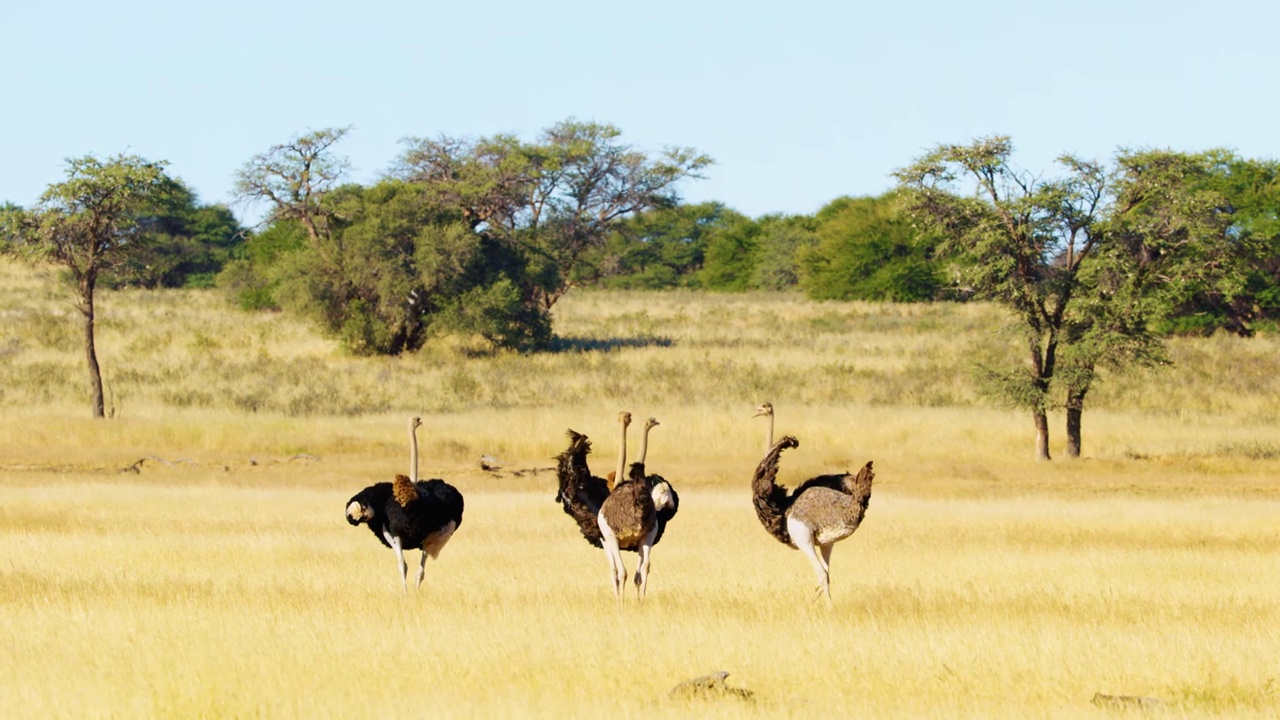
[6,123,1279,355]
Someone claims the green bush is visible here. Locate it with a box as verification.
[799,193,943,302]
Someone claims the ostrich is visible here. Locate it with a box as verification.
[596,412,658,600]
[345,416,465,591]
[751,403,874,601]
[626,417,679,547]
[554,413,678,599]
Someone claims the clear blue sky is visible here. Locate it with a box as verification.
[4,0,1277,224]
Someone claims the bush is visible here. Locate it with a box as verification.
[799,193,943,302]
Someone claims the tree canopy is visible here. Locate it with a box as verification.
[798,193,944,302]
[233,126,352,246]
[396,119,713,310]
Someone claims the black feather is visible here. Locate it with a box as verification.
[650,476,679,546]
[553,429,610,548]
[346,479,463,550]
[347,482,395,548]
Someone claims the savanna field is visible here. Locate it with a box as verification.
[2,259,1279,719]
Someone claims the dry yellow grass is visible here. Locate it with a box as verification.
[3,465,1278,719]
[2,258,1279,718]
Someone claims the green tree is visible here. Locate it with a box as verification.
[4,154,179,417]
[259,180,549,354]
[699,214,763,291]
[1163,152,1280,335]
[1056,150,1232,456]
[0,202,22,252]
[798,193,943,301]
[750,214,817,290]
[896,137,1230,459]
[216,220,307,310]
[397,119,712,310]
[600,202,744,289]
[698,213,818,292]
[105,182,244,289]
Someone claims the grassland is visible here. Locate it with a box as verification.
[2,258,1279,718]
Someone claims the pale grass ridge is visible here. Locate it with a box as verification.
[2,258,1280,718]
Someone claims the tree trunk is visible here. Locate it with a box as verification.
[1028,331,1055,462]
[1065,386,1088,459]
[1065,406,1082,458]
[80,274,105,419]
[1034,409,1051,461]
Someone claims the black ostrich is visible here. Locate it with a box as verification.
[346,417,464,591]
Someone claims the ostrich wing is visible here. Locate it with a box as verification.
[554,430,610,547]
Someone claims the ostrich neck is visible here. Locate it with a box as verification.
[410,421,419,481]
[765,414,774,450]
[636,425,651,466]
[616,420,629,482]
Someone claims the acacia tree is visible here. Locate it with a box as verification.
[4,154,177,417]
[396,119,712,309]
[265,179,550,355]
[233,126,351,245]
[1057,150,1233,456]
[895,137,1230,459]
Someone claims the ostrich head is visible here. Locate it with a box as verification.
[346,499,374,525]
[645,417,660,431]
[752,402,773,418]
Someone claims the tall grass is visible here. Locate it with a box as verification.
[5,259,1280,421]
[2,258,1280,718]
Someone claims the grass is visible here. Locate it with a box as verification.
[4,471,1278,718]
[2,258,1280,718]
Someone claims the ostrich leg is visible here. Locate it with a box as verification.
[599,519,627,600]
[787,517,830,601]
[385,531,409,592]
[633,526,657,601]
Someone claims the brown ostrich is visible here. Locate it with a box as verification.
[554,413,678,600]
[751,402,874,601]
[625,417,679,547]
[597,412,656,600]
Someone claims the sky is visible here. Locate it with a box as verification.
[4,0,1278,225]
